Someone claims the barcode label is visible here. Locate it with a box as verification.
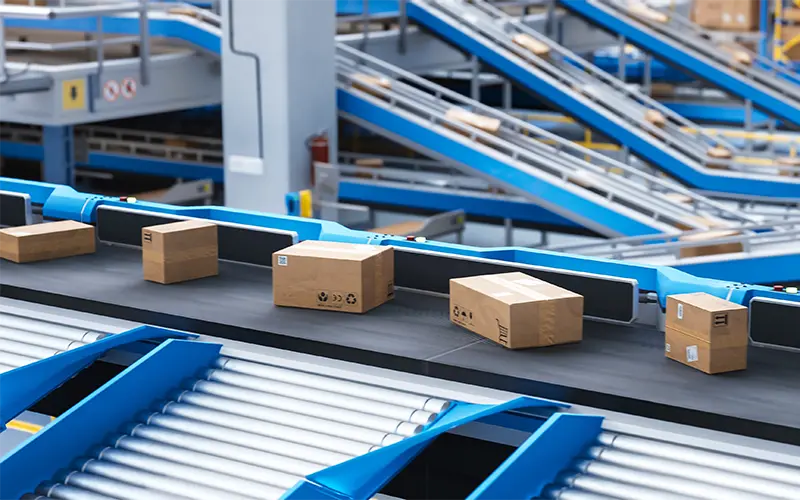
[277,255,288,266]
[677,303,683,320]
[686,345,699,363]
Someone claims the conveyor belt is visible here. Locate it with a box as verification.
[2,245,799,445]
[541,430,800,500]
[20,350,451,500]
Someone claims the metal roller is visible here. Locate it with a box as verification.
[0,326,86,351]
[94,446,280,499]
[78,458,256,500]
[126,423,323,477]
[35,481,115,500]
[171,390,407,447]
[111,435,301,490]
[0,314,105,343]
[203,368,438,424]
[587,445,800,500]
[60,471,183,500]
[216,357,451,413]
[571,459,772,500]
[557,472,696,500]
[157,401,376,456]
[0,350,39,367]
[190,379,423,436]
[0,338,61,359]
[140,412,351,466]
[599,432,800,487]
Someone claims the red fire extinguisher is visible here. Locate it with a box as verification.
[308,133,329,187]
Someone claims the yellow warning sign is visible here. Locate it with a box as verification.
[61,78,86,111]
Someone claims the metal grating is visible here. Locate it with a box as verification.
[0,313,109,374]
[25,354,452,500]
[540,430,800,500]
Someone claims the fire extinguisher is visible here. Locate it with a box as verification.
[307,132,329,187]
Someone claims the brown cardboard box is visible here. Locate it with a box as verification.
[142,219,218,284]
[665,293,748,374]
[678,229,743,258]
[781,25,800,60]
[449,272,583,349]
[693,0,759,31]
[511,33,551,57]
[0,220,95,263]
[272,241,394,314]
[445,108,502,135]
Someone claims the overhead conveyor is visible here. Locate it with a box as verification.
[403,0,800,199]
[336,44,764,237]
[561,0,800,130]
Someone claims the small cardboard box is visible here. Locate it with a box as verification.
[449,272,583,349]
[678,229,743,259]
[665,293,748,374]
[142,219,218,284]
[719,0,760,32]
[0,220,95,263]
[272,241,394,314]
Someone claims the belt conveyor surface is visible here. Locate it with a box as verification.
[2,244,799,443]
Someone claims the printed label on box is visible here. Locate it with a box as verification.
[686,345,699,363]
[277,255,288,266]
[452,304,474,326]
[665,343,671,353]
[316,290,353,309]
[677,303,684,320]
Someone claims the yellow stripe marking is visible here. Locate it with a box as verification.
[7,420,44,434]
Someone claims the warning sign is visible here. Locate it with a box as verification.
[121,77,137,99]
[103,80,120,102]
[61,78,86,111]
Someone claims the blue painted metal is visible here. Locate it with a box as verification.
[591,55,692,82]
[42,125,74,186]
[337,0,399,15]
[661,102,772,126]
[338,90,665,237]
[562,0,800,128]
[406,1,800,199]
[467,413,604,500]
[1,177,797,310]
[675,252,800,284]
[0,325,195,432]
[282,396,568,500]
[3,15,220,55]
[0,338,220,499]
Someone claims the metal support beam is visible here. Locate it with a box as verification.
[138,0,151,86]
[504,218,514,246]
[617,35,626,82]
[744,99,753,153]
[470,55,480,102]
[643,54,652,95]
[0,16,6,83]
[42,126,75,185]
[222,0,337,213]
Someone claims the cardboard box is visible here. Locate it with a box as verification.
[678,229,743,258]
[781,25,800,60]
[693,0,759,31]
[511,33,551,57]
[445,108,502,135]
[272,241,394,314]
[0,220,95,263]
[142,219,218,284]
[449,272,583,349]
[665,293,748,374]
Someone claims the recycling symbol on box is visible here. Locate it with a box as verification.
[346,293,357,305]
[318,292,328,302]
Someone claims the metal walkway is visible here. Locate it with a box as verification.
[541,429,800,500]
[336,44,764,237]
[22,351,451,500]
[405,0,800,199]
[561,0,800,129]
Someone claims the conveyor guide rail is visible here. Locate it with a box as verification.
[423,0,745,168]
[336,43,759,236]
[23,352,452,500]
[0,191,32,227]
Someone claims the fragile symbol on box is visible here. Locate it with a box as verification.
[452,305,474,326]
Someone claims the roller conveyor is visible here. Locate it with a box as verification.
[22,352,452,500]
[0,312,109,373]
[541,430,800,500]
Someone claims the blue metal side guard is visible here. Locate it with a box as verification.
[0,338,220,499]
[0,325,195,431]
[281,396,570,500]
[467,413,604,500]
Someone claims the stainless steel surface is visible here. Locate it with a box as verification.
[34,353,451,499]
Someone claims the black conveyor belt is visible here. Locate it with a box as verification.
[2,245,799,444]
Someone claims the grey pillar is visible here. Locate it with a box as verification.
[221,0,337,214]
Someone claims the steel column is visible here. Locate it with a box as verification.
[42,125,74,185]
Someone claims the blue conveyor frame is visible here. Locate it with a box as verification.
[0,337,603,500]
[1,177,797,312]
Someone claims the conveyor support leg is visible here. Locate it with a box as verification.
[42,126,74,186]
